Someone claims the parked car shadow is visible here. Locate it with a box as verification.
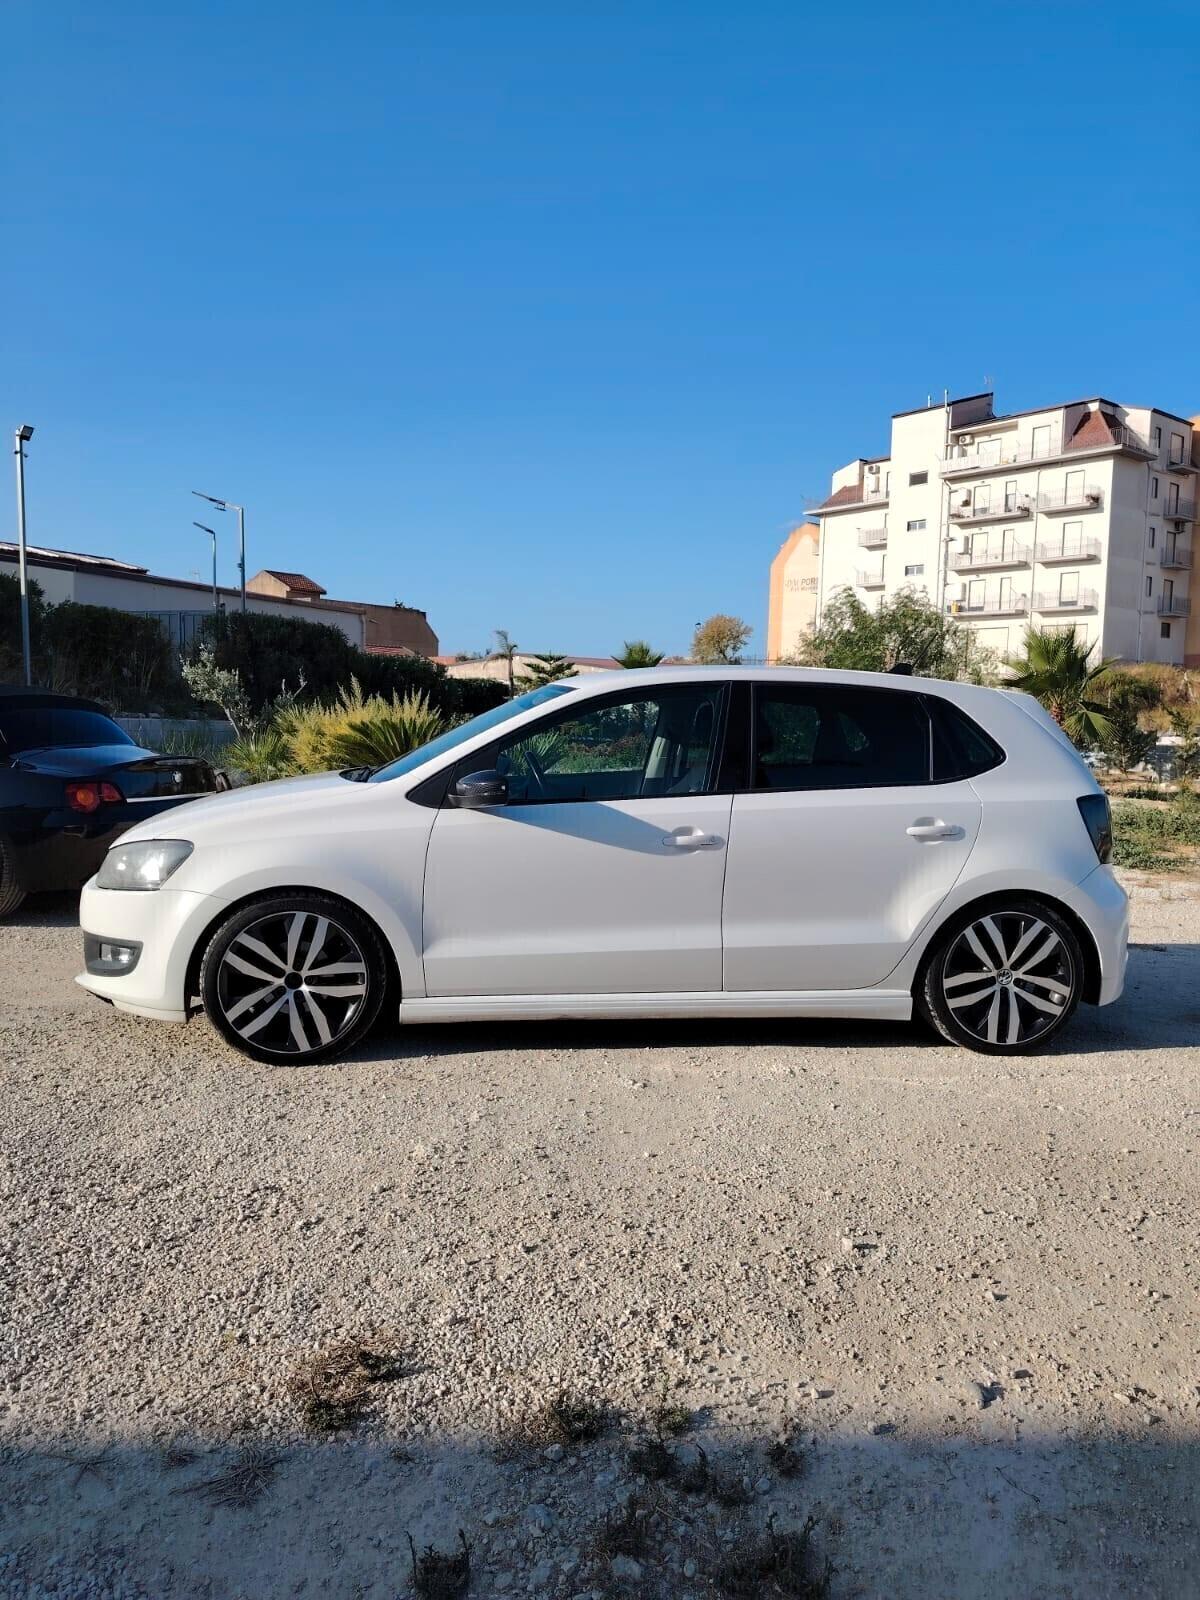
[0,890,80,928]
[364,940,1200,1062]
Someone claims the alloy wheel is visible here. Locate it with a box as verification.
[214,910,368,1058]
[940,911,1076,1048]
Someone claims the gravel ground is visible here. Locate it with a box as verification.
[1,877,1198,1600]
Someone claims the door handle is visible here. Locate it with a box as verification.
[662,829,723,850]
[906,819,961,841]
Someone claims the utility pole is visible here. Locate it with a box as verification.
[13,424,34,686]
[192,491,246,611]
[194,522,218,612]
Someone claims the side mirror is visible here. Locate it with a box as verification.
[452,769,508,809]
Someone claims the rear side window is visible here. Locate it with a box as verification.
[752,685,930,791]
[927,696,1005,780]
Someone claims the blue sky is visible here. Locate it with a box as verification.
[4,2,1198,658]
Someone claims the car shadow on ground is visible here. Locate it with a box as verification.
[365,941,1200,1062]
[1,1424,1194,1599]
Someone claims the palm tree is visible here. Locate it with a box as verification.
[1004,627,1114,746]
[516,652,576,690]
[493,629,519,698]
[616,640,664,669]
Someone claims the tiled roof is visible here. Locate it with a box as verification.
[814,483,864,511]
[260,569,326,595]
[1068,410,1120,450]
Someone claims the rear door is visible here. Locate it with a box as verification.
[721,682,982,991]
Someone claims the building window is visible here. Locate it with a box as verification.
[1161,622,1172,640]
[1149,526,1156,549]
[1170,432,1185,465]
[1151,476,1159,500]
[1004,480,1018,512]
[1146,575,1153,598]
[1154,425,1163,449]
[909,471,927,486]
[904,563,924,577]
[906,519,926,532]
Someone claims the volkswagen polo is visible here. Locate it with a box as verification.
[76,667,1127,1062]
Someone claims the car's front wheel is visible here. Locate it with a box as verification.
[919,899,1085,1055]
[200,893,388,1064]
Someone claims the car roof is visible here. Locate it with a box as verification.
[0,686,106,711]
[563,664,995,704]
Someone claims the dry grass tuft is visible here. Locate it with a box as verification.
[407,1530,471,1598]
[714,1514,832,1598]
[587,1492,654,1561]
[174,1444,284,1509]
[287,1338,405,1434]
[495,1386,613,1459]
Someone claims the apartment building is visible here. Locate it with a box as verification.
[766,522,820,662]
[809,392,1197,666]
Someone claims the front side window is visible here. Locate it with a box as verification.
[490,685,725,804]
[752,685,929,792]
[372,683,574,783]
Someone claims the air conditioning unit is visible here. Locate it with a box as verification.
[867,463,880,476]
[960,434,975,445]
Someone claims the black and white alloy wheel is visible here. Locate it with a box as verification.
[201,894,387,1064]
[920,902,1084,1055]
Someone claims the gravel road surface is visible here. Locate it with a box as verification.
[1,878,1198,1599]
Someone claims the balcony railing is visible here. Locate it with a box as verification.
[942,423,1156,476]
[1038,486,1103,513]
[949,496,1032,523]
[857,527,888,548]
[1035,589,1099,612]
[1036,537,1102,563]
[1159,546,1193,570]
[946,593,1029,618]
[1158,593,1191,617]
[856,568,886,589]
[950,544,1030,572]
[1164,500,1196,522]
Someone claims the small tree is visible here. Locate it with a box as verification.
[1096,673,1161,773]
[616,640,664,669]
[1168,706,1200,782]
[692,614,752,664]
[515,652,577,691]
[799,589,987,680]
[1004,627,1115,746]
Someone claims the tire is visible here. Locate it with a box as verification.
[917,899,1084,1055]
[200,893,389,1065]
[0,837,27,920]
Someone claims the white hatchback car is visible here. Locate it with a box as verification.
[77,667,1128,1063]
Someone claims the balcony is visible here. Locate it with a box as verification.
[1038,486,1103,513]
[1158,593,1191,617]
[1164,500,1196,523]
[857,527,888,548]
[950,544,1030,572]
[946,593,1029,618]
[1159,546,1193,570]
[1036,537,1102,563]
[941,423,1156,478]
[948,495,1032,524]
[1035,589,1099,613]
[856,568,886,589]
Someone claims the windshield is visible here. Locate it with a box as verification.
[0,706,133,755]
[366,683,576,783]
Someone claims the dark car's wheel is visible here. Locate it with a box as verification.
[0,837,27,919]
[918,900,1084,1055]
[200,893,388,1065]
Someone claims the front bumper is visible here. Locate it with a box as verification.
[75,881,227,1022]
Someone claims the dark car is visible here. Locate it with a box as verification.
[0,687,221,918]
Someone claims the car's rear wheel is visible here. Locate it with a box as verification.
[200,893,388,1065]
[919,900,1084,1055]
[0,838,27,919]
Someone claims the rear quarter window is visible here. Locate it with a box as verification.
[927,697,1006,781]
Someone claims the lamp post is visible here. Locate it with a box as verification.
[13,424,34,686]
[191,490,245,611]
[193,522,218,612]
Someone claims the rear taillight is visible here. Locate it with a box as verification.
[1076,793,1112,863]
[66,780,124,813]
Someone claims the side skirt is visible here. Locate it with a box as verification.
[400,989,914,1025]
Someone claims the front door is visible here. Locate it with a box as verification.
[421,682,731,996]
[722,683,982,990]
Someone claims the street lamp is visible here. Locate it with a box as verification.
[13,424,35,686]
[193,522,218,612]
[191,490,246,611]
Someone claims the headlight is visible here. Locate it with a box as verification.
[96,840,194,891]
